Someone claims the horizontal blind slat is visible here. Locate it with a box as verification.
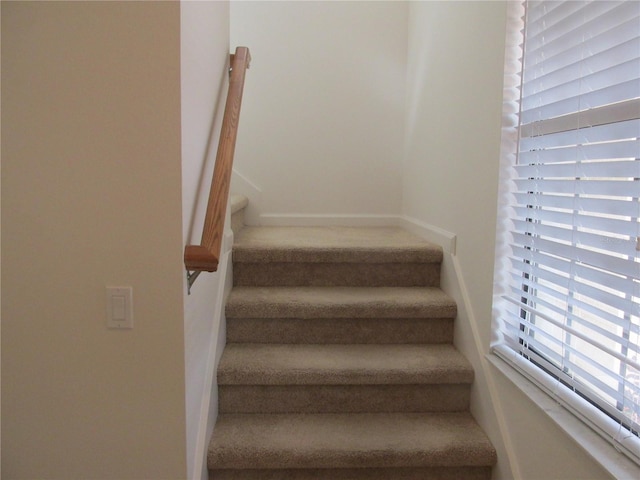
[507,249,636,297]
[526,1,591,34]
[512,219,639,258]
[507,275,640,336]
[524,29,640,89]
[514,178,639,198]
[525,2,638,65]
[503,296,640,372]
[520,98,640,137]
[507,269,639,318]
[512,192,640,217]
[508,277,640,330]
[518,141,640,165]
[515,159,640,180]
[523,51,640,105]
[525,19,640,78]
[512,207,639,237]
[519,119,640,151]
[511,232,640,278]
[521,79,640,124]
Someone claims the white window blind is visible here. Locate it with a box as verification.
[493,0,640,463]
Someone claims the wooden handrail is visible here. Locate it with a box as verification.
[184,47,251,279]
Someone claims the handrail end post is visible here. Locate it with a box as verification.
[184,245,220,293]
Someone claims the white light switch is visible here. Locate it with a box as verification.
[112,295,126,320]
[107,287,133,329]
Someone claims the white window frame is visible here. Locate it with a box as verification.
[492,0,640,472]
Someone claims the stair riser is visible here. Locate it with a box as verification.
[219,384,470,413]
[227,318,454,344]
[233,262,441,287]
[211,467,492,480]
[227,307,456,319]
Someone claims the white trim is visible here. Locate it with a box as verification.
[400,216,521,479]
[192,230,234,480]
[231,168,262,194]
[258,213,401,227]
[447,255,522,479]
[489,351,640,480]
[398,215,457,256]
[231,169,263,226]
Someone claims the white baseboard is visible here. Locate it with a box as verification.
[399,216,519,478]
[258,213,402,227]
[231,169,263,226]
[397,215,457,256]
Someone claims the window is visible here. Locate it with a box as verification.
[492,0,640,463]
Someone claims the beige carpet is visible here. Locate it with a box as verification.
[208,198,496,479]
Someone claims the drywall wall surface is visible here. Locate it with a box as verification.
[404,2,615,479]
[491,369,613,480]
[404,0,504,340]
[230,0,406,219]
[1,2,187,478]
[180,1,231,479]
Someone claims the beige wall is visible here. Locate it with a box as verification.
[403,2,611,479]
[180,1,232,479]
[230,0,407,222]
[1,2,186,478]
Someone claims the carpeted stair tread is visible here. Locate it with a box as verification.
[219,383,471,414]
[233,226,443,264]
[218,343,473,385]
[226,286,457,319]
[208,412,497,470]
[233,261,441,287]
[209,221,496,477]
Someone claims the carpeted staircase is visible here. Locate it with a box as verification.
[207,196,497,479]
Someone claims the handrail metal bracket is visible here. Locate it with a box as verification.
[186,270,202,295]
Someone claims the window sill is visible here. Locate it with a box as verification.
[487,353,640,480]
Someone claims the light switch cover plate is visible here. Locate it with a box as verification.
[106,286,133,329]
